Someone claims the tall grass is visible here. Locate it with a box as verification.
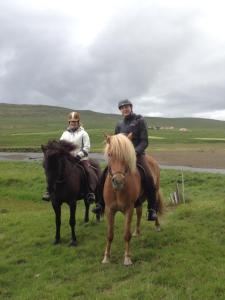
[1,161,225,299]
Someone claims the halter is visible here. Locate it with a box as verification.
[108,165,129,179]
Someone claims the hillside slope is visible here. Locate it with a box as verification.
[1,103,224,130]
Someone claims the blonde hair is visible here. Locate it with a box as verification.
[104,133,136,173]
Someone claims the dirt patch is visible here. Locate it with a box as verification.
[151,149,225,169]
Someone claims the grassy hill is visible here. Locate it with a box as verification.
[0,103,225,151]
[1,103,225,129]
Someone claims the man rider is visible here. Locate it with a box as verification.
[92,99,157,221]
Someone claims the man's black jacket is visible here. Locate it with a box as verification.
[115,113,149,155]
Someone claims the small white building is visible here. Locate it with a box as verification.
[179,128,189,132]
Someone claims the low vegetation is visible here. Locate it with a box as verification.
[1,161,225,299]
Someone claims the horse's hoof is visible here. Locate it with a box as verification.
[155,226,161,232]
[132,231,140,237]
[102,256,110,264]
[53,240,60,245]
[69,240,77,247]
[124,257,133,266]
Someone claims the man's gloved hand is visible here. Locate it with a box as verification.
[74,155,81,163]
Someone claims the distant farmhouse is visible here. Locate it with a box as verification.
[148,125,189,132]
[179,128,189,132]
[148,125,174,130]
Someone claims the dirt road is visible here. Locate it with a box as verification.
[151,149,225,169]
[1,149,225,173]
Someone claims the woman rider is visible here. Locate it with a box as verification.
[42,111,96,203]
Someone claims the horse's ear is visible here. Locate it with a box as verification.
[103,133,111,144]
[127,132,133,140]
[41,144,46,153]
[106,135,111,144]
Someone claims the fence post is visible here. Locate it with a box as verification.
[181,168,185,203]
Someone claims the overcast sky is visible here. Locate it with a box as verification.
[1,0,225,120]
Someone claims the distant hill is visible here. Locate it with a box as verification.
[1,103,224,130]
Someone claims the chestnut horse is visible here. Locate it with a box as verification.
[102,133,163,265]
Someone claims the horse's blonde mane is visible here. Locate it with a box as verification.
[104,133,136,173]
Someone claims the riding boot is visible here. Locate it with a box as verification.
[136,154,157,221]
[92,167,108,214]
[147,208,157,221]
[80,160,97,204]
[92,184,105,214]
[92,201,104,214]
[146,191,157,221]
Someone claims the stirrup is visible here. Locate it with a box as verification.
[87,192,95,203]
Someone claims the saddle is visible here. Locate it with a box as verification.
[78,159,100,193]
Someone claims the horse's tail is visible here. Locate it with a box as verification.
[156,189,164,215]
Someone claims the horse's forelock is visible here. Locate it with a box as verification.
[105,134,136,172]
[43,140,76,158]
[43,140,74,178]
[59,139,77,152]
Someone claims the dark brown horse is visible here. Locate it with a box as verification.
[42,140,101,246]
[102,133,163,265]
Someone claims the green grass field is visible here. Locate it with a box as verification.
[1,161,225,299]
[1,103,225,152]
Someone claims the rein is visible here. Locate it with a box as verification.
[55,156,66,184]
[56,178,65,184]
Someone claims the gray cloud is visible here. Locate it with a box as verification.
[1,1,225,120]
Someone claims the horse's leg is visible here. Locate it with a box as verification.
[155,216,161,232]
[133,206,142,237]
[69,201,77,246]
[124,208,134,266]
[155,191,161,232]
[53,203,61,244]
[83,198,89,223]
[102,211,115,264]
[96,211,101,222]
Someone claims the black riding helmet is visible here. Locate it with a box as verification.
[118,99,133,109]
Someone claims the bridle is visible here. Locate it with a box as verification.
[107,150,129,177]
[106,147,132,190]
[108,165,129,179]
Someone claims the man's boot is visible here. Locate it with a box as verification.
[147,208,157,221]
[92,166,107,214]
[92,202,104,214]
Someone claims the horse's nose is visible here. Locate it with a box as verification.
[112,177,117,186]
[112,176,124,190]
